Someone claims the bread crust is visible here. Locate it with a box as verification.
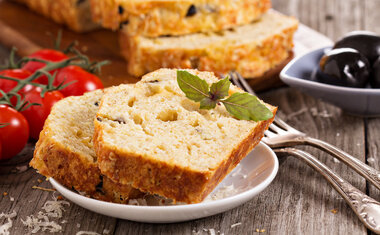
[30,91,141,203]
[31,119,101,193]
[120,14,298,78]
[94,107,277,203]
[90,0,271,36]
[12,0,98,32]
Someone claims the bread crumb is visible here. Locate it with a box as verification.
[368,157,375,163]
[103,228,110,235]
[204,185,238,201]
[310,108,333,118]
[10,197,14,202]
[333,158,340,163]
[3,192,8,196]
[77,223,81,228]
[76,231,101,235]
[286,108,308,120]
[37,179,43,183]
[230,222,242,228]
[256,228,266,233]
[331,208,338,214]
[32,186,56,192]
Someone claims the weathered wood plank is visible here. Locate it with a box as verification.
[1,1,379,234]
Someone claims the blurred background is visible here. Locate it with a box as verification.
[273,0,380,40]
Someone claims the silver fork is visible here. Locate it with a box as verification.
[274,148,380,233]
[228,71,380,190]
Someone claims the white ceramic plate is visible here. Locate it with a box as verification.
[49,142,278,223]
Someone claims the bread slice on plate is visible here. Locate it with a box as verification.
[12,0,98,32]
[94,69,277,203]
[120,10,298,78]
[30,89,142,202]
[90,0,271,36]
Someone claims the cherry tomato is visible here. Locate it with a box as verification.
[0,105,29,160]
[55,65,104,97]
[21,87,64,139]
[22,49,68,84]
[0,69,34,94]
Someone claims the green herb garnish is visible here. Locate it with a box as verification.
[177,70,273,121]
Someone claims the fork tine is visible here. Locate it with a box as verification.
[269,123,287,134]
[229,71,242,89]
[273,117,297,131]
[234,71,257,96]
[264,130,277,138]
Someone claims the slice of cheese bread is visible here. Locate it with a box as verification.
[30,89,143,202]
[94,69,277,203]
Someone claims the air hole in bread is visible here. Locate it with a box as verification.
[133,114,143,125]
[156,110,178,122]
[164,85,176,94]
[146,85,162,97]
[76,130,83,138]
[128,97,136,107]
[191,120,200,127]
[181,99,198,112]
[157,145,165,151]
[115,117,126,124]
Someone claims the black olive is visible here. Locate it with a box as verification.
[118,5,124,15]
[334,31,380,64]
[186,5,197,17]
[371,56,380,88]
[317,48,370,88]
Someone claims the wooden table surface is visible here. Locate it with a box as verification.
[1,0,380,234]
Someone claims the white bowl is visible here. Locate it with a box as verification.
[280,47,380,117]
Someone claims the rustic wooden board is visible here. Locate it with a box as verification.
[1,0,379,234]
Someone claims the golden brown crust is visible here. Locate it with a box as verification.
[12,0,98,32]
[90,0,271,36]
[31,119,101,193]
[120,19,298,78]
[94,107,277,203]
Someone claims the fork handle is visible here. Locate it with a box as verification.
[275,148,380,233]
[301,136,380,190]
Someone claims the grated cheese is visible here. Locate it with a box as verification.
[204,185,238,201]
[76,231,101,235]
[22,195,70,233]
[22,215,62,234]
[230,222,242,228]
[0,211,17,235]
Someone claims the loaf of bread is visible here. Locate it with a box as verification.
[94,69,277,203]
[120,10,298,78]
[91,0,271,37]
[90,0,271,37]
[30,89,143,202]
[12,0,98,32]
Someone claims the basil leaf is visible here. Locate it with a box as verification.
[221,93,273,121]
[210,77,231,100]
[177,70,210,102]
[200,97,217,110]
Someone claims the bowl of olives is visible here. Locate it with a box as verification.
[280,31,380,116]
